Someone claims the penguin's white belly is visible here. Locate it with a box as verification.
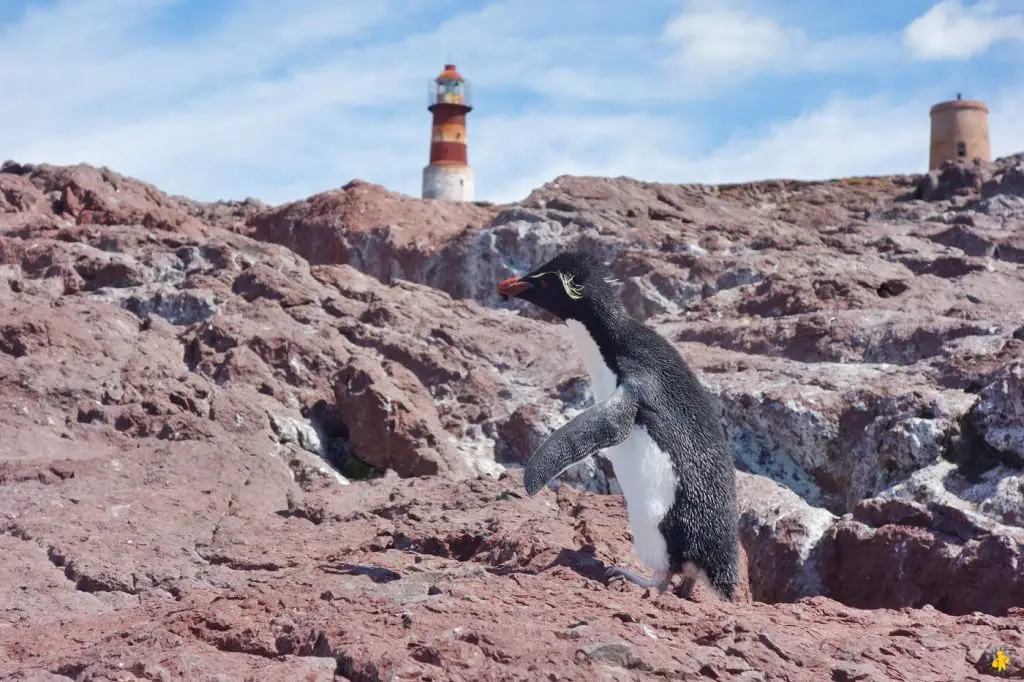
[565,319,678,572]
[604,427,676,572]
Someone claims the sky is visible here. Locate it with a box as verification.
[0,0,1022,206]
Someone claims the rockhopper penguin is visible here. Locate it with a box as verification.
[497,250,740,600]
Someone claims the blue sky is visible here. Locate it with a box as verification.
[0,0,1022,205]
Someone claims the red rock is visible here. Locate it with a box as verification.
[818,497,1024,616]
[3,473,1021,681]
[968,360,1024,466]
[1,158,1024,679]
[243,178,498,277]
[0,161,237,238]
[334,354,470,478]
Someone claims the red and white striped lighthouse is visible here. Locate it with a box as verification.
[421,63,474,202]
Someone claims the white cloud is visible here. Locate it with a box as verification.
[474,83,1024,203]
[688,95,929,183]
[661,7,800,82]
[988,83,1024,155]
[0,0,427,201]
[658,1,902,87]
[471,112,695,202]
[0,0,403,128]
[0,0,1020,208]
[904,0,1024,60]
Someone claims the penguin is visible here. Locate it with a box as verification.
[496,249,740,600]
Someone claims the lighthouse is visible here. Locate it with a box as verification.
[421,64,474,202]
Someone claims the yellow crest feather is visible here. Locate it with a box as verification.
[557,271,584,299]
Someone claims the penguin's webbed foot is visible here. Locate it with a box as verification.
[605,565,652,588]
[604,566,673,592]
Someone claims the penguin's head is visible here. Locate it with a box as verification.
[496,250,618,322]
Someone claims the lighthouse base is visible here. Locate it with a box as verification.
[422,164,474,202]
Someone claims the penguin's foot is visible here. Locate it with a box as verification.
[604,565,651,588]
[604,566,673,592]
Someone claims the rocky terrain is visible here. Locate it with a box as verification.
[0,154,1023,681]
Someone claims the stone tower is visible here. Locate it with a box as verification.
[928,93,992,170]
[421,64,474,202]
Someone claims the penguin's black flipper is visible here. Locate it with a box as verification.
[523,383,638,495]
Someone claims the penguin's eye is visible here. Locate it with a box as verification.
[539,278,548,289]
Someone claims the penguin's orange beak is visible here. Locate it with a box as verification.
[497,276,533,297]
